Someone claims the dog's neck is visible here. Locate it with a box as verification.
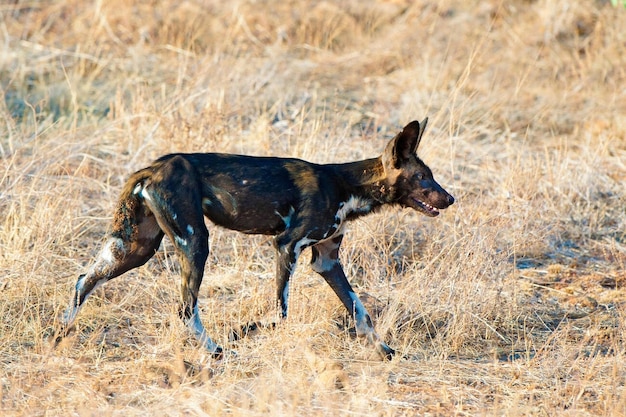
[329,157,393,209]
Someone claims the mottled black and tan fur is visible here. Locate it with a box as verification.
[59,118,454,359]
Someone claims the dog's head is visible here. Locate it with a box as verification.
[382,118,454,217]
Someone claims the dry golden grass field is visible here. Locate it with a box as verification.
[1,0,626,415]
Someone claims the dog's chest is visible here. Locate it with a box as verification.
[321,195,372,239]
[336,195,372,222]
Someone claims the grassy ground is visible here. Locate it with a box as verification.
[1,0,626,415]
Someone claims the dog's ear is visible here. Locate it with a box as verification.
[415,117,428,150]
[389,118,428,168]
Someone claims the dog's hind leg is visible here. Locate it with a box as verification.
[61,197,164,338]
[311,236,395,360]
[140,156,223,357]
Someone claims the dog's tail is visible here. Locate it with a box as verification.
[110,166,155,241]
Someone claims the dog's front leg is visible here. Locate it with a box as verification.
[274,238,299,319]
[274,230,317,318]
[311,236,395,360]
[275,249,294,319]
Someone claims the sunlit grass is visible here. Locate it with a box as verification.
[1,0,625,415]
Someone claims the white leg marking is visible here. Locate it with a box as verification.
[74,274,87,294]
[63,277,105,325]
[311,231,343,272]
[63,305,80,326]
[187,304,221,353]
[101,241,114,264]
[294,236,317,258]
[175,235,188,247]
[349,291,373,335]
[100,238,125,264]
[62,275,88,325]
[282,279,290,309]
[312,254,338,273]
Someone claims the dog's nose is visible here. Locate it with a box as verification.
[447,194,455,205]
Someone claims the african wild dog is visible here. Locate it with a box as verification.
[59,118,454,359]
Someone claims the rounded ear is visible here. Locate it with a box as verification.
[390,118,428,167]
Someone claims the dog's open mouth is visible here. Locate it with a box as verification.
[413,198,440,216]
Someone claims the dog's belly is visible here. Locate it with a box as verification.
[201,190,291,235]
[207,208,287,235]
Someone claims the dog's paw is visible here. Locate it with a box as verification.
[376,341,396,361]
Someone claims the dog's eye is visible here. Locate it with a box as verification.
[415,173,424,180]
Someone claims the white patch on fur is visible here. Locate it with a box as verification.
[335,195,372,223]
[175,235,188,247]
[63,276,105,326]
[101,238,125,264]
[74,274,87,294]
[294,236,317,258]
[202,197,213,206]
[275,206,295,229]
[311,248,341,273]
[187,304,221,353]
[101,244,115,264]
[281,280,290,313]
[140,187,152,202]
[62,304,80,326]
[323,222,345,239]
[187,225,194,235]
[311,256,337,273]
[320,195,370,239]
[349,291,374,336]
[132,183,143,195]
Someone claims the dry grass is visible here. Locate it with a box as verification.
[1,0,626,415]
